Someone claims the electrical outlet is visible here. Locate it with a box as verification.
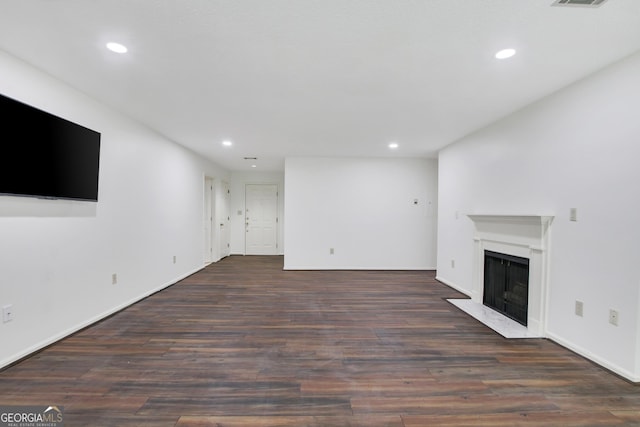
[609,309,619,326]
[112,273,118,285]
[329,248,334,255]
[570,208,578,222]
[173,255,177,264]
[451,259,455,268]
[2,305,14,323]
[575,300,583,317]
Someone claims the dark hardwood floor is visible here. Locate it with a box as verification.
[1,255,638,426]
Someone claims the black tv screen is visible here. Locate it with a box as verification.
[0,93,101,201]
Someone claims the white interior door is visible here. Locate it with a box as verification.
[245,184,278,255]
[204,176,215,264]
[219,181,231,258]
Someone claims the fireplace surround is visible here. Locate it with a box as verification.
[467,215,553,336]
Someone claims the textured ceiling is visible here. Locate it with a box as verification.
[0,0,639,171]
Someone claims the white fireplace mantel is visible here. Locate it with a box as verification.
[467,214,554,336]
[467,214,554,224]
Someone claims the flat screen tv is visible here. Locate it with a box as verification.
[0,93,101,201]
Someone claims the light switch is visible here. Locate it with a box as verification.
[570,208,577,222]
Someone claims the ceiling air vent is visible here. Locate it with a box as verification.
[552,0,608,7]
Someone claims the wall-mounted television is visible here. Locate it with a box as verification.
[0,93,101,201]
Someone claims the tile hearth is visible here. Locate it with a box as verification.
[447,298,543,339]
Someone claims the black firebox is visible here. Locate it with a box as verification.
[483,250,529,326]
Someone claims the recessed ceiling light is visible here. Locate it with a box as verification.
[222,140,233,147]
[106,42,128,54]
[495,48,516,59]
[388,142,399,149]
[251,164,257,168]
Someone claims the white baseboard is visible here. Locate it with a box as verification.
[435,275,472,297]
[0,265,204,370]
[283,265,437,271]
[436,276,639,383]
[545,331,639,383]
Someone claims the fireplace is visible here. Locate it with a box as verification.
[467,214,553,336]
[483,250,529,326]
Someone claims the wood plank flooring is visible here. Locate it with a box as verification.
[1,255,638,426]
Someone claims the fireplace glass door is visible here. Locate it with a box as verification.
[483,251,529,326]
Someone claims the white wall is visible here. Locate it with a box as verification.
[229,171,285,255]
[0,51,229,368]
[437,51,640,381]
[284,157,437,270]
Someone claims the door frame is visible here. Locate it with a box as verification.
[244,183,279,255]
[219,180,231,259]
[203,175,216,264]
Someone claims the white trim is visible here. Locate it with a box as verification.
[436,275,472,297]
[546,331,640,383]
[0,265,204,370]
[283,266,436,271]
